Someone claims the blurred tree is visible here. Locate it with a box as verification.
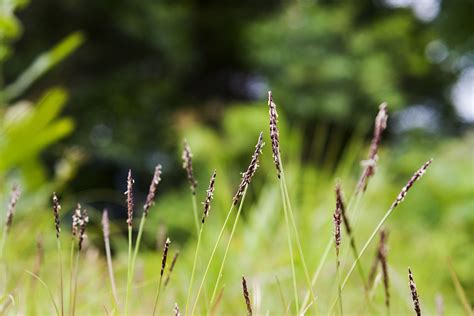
[3,0,472,190]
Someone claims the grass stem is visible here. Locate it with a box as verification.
[124,226,132,316]
[185,224,204,315]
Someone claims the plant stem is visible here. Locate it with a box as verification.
[57,238,64,316]
[71,250,80,316]
[279,178,299,315]
[191,194,200,236]
[209,189,248,305]
[68,239,75,316]
[124,226,132,316]
[329,203,397,312]
[104,225,120,311]
[336,257,343,316]
[0,228,7,259]
[152,275,163,316]
[280,167,317,311]
[185,224,204,315]
[190,201,239,315]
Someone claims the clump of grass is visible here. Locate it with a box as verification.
[408,267,421,316]
[241,276,252,316]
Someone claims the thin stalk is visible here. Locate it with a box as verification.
[336,258,343,316]
[209,189,248,305]
[104,227,120,310]
[152,275,163,316]
[124,226,133,316]
[185,224,204,315]
[128,213,146,302]
[0,228,7,259]
[56,238,64,316]
[300,193,361,312]
[280,168,316,309]
[71,250,80,316]
[68,239,75,316]
[190,201,240,315]
[279,180,299,315]
[191,195,200,236]
[26,270,60,316]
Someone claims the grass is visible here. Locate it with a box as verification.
[0,94,472,315]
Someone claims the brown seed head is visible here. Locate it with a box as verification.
[357,102,388,193]
[174,303,181,316]
[144,165,162,216]
[161,237,171,276]
[393,159,433,208]
[202,170,217,224]
[72,203,82,237]
[335,183,351,235]
[268,91,281,178]
[379,230,390,309]
[182,140,198,195]
[6,184,21,232]
[333,190,342,257]
[78,208,89,251]
[52,193,61,239]
[164,251,180,286]
[242,276,252,316]
[233,132,265,205]
[125,169,134,227]
[102,209,110,240]
[408,268,421,316]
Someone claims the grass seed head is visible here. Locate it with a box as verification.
[174,302,181,316]
[202,170,217,224]
[52,193,61,239]
[242,276,252,316]
[357,102,388,193]
[144,165,162,216]
[409,267,422,316]
[125,169,135,227]
[6,184,21,232]
[379,229,390,309]
[335,182,351,235]
[393,159,433,208]
[164,251,180,286]
[333,189,342,258]
[233,132,264,205]
[268,91,281,178]
[102,209,110,240]
[182,139,198,195]
[72,203,82,237]
[161,237,171,276]
[78,208,89,251]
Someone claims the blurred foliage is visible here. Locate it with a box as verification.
[3,0,472,180]
[0,1,83,209]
